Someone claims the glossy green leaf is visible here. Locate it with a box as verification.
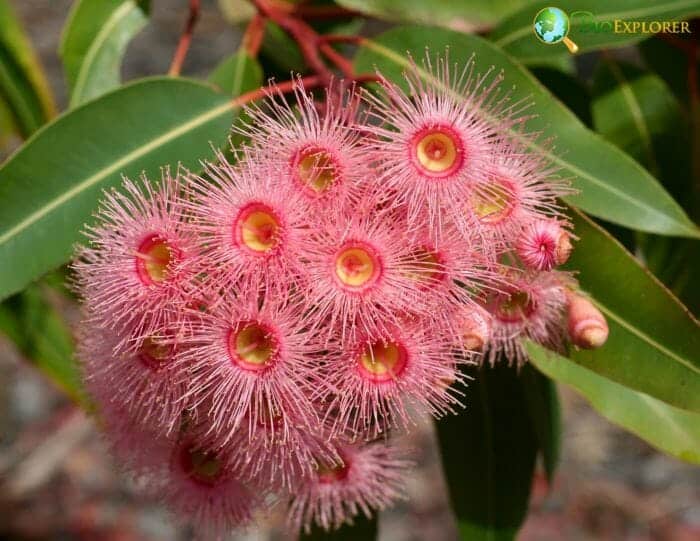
[354,27,700,237]
[208,50,263,96]
[530,66,592,127]
[564,210,700,413]
[592,58,686,178]
[437,364,539,540]
[527,342,700,464]
[521,365,561,483]
[490,0,700,64]
[0,0,56,136]
[60,0,150,107]
[337,0,532,31]
[300,514,378,540]
[639,37,699,106]
[0,281,84,405]
[0,78,239,302]
[590,58,699,316]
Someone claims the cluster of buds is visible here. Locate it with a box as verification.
[73,54,607,537]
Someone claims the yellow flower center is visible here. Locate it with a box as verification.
[469,181,515,224]
[358,341,408,382]
[495,291,534,323]
[180,447,223,486]
[294,147,339,194]
[229,322,277,371]
[135,235,177,285]
[412,127,463,177]
[137,336,173,369]
[334,245,381,289]
[235,204,280,253]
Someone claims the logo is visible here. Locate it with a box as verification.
[533,6,692,54]
[533,7,579,53]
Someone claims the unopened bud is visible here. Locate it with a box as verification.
[517,219,572,271]
[459,307,492,352]
[566,291,608,349]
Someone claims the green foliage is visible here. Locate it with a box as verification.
[60,0,150,107]
[0,278,84,405]
[527,342,700,464]
[565,210,700,413]
[491,0,700,64]
[0,0,56,137]
[437,364,557,540]
[0,78,237,301]
[336,0,531,30]
[208,50,264,96]
[354,26,699,237]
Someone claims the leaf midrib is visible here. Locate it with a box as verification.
[0,98,236,247]
[493,0,700,48]
[359,38,698,236]
[70,1,140,106]
[593,298,700,375]
[600,59,658,175]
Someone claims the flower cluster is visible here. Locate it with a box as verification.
[74,54,607,538]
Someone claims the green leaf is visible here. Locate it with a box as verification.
[526,342,700,464]
[336,0,533,31]
[260,21,305,74]
[60,0,150,107]
[564,209,700,413]
[354,26,700,238]
[0,0,56,136]
[591,58,686,179]
[0,281,84,405]
[490,0,700,64]
[437,364,539,540]
[530,66,592,127]
[300,514,378,540]
[639,37,699,106]
[521,365,561,483]
[0,77,239,302]
[208,50,263,96]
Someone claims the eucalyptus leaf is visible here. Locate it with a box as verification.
[60,0,150,107]
[490,0,700,64]
[0,0,56,136]
[208,50,263,96]
[336,0,532,31]
[354,27,700,237]
[437,364,539,540]
[0,78,240,301]
[526,342,700,464]
[565,210,700,413]
[0,282,84,405]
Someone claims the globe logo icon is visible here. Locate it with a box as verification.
[533,7,579,53]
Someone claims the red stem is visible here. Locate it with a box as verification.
[230,75,324,107]
[242,13,266,57]
[168,0,201,76]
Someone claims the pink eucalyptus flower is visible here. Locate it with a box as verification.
[516,218,573,270]
[236,79,367,205]
[286,439,411,533]
[173,289,323,449]
[73,171,198,351]
[321,319,464,438]
[362,52,528,236]
[184,154,309,297]
[484,271,571,365]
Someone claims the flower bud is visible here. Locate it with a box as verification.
[566,291,608,349]
[517,219,572,271]
[459,307,492,352]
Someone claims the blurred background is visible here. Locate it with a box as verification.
[0,1,699,540]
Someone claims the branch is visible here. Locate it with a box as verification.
[168,0,201,76]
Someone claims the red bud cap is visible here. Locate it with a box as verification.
[566,291,608,349]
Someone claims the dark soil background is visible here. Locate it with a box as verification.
[0,1,698,539]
